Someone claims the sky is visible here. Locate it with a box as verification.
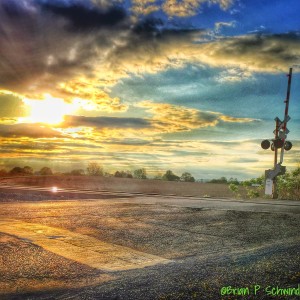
[0,0,299,180]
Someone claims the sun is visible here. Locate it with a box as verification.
[22,94,76,125]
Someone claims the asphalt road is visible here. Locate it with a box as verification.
[0,185,300,299]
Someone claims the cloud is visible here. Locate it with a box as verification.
[101,138,152,146]
[52,102,257,137]
[198,33,300,72]
[39,1,127,32]
[104,31,300,86]
[0,0,132,111]
[58,80,128,112]
[62,115,152,129]
[0,0,92,91]
[138,101,256,132]
[0,92,28,118]
[54,102,256,137]
[219,115,256,123]
[210,0,234,10]
[229,157,259,163]
[139,101,218,132]
[214,21,236,34]
[131,0,235,17]
[0,1,126,85]
[91,0,125,8]
[162,0,204,17]
[0,123,63,138]
[0,0,299,110]
[215,68,253,82]
[105,25,205,79]
[131,0,160,15]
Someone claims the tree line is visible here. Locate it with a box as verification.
[0,162,196,182]
[0,166,53,176]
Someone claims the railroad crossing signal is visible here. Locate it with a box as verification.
[260,68,294,198]
[261,115,292,151]
[261,139,293,151]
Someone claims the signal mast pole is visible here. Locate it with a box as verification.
[272,68,292,198]
[279,67,293,164]
[272,118,279,199]
[261,68,293,199]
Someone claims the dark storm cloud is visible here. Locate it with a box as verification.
[0,0,191,94]
[0,0,128,92]
[118,16,203,53]
[1,0,24,18]
[0,1,43,89]
[0,0,203,96]
[206,32,300,71]
[63,115,152,129]
[0,123,63,138]
[39,1,127,32]
[132,17,166,38]
[132,17,202,38]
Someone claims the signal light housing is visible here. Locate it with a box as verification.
[261,140,270,150]
[284,141,292,151]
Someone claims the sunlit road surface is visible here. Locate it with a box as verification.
[0,185,300,299]
[0,219,170,271]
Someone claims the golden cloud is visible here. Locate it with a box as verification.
[132,0,235,17]
[58,79,128,112]
[210,0,234,10]
[138,101,256,133]
[219,115,256,123]
[131,0,160,15]
[22,101,256,142]
[162,0,204,17]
